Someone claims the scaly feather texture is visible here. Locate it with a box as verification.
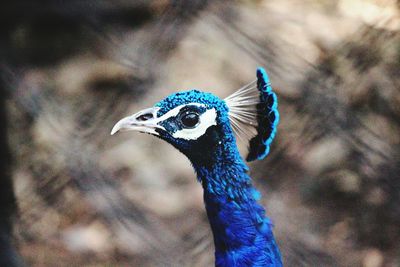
[111,67,282,266]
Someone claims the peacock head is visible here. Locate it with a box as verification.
[111,90,233,163]
[111,68,279,164]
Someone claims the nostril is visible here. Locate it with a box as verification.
[136,113,154,121]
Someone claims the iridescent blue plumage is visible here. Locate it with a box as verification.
[246,68,279,161]
[111,68,282,266]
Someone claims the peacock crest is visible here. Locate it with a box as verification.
[225,68,279,162]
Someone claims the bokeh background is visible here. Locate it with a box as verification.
[1,0,399,266]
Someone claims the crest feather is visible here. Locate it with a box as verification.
[225,67,279,161]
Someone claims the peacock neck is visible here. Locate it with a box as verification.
[192,136,282,266]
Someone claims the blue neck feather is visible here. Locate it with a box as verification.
[191,124,282,267]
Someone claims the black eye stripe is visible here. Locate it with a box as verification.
[179,105,201,113]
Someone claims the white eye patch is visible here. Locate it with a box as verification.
[157,103,218,140]
[172,108,217,140]
[156,103,204,119]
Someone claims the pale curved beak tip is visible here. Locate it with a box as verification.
[110,122,122,135]
[110,128,117,135]
[110,107,163,137]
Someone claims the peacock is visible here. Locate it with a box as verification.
[111,67,282,266]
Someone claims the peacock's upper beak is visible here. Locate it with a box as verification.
[111,107,165,136]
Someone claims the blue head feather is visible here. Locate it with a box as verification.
[154,90,237,167]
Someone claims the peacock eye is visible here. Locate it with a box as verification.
[180,111,200,128]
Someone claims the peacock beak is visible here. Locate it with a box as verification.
[111,107,165,136]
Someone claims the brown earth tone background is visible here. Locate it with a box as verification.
[0,0,399,266]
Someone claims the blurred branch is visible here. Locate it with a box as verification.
[0,81,24,267]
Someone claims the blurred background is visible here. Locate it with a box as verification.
[0,0,399,266]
